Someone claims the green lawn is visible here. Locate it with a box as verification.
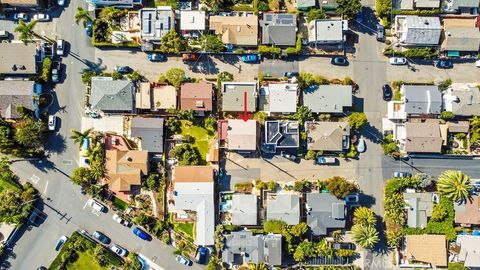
[113,196,128,211]
[180,120,212,163]
[175,222,195,239]
[68,251,108,270]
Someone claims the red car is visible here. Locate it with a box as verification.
[182,53,198,62]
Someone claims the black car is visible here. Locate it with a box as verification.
[435,59,453,69]
[92,231,111,245]
[333,242,356,250]
[284,72,299,78]
[331,56,348,66]
[114,65,133,74]
[382,84,392,101]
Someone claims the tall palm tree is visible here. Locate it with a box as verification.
[353,207,377,227]
[75,7,91,27]
[14,19,38,45]
[70,128,93,149]
[352,224,379,249]
[437,170,472,203]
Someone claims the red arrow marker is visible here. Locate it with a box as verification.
[242,91,250,121]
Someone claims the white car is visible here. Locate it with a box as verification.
[476,60,480,68]
[33,13,50,22]
[87,198,106,212]
[112,213,130,227]
[389,57,407,65]
[56,39,65,56]
[110,244,128,257]
[57,0,65,6]
[48,115,56,131]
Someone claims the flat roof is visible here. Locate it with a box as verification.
[0,43,37,75]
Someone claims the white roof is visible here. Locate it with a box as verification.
[268,83,297,113]
[308,19,347,43]
[457,235,480,267]
[227,120,258,151]
[180,10,206,31]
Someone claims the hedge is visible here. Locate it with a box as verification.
[383,47,439,59]
[258,45,282,55]
[391,9,440,15]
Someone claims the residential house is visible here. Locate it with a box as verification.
[222,230,282,266]
[140,7,174,43]
[306,193,346,236]
[303,85,352,114]
[180,10,206,38]
[263,120,299,153]
[225,119,259,152]
[259,83,297,114]
[296,0,316,10]
[443,83,480,116]
[414,0,441,8]
[85,0,142,8]
[305,121,350,152]
[173,166,214,246]
[394,16,442,46]
[453,235,480,268]
[0,0,39,8]
[388,85,442,120]
[90,77,135,114]
[221,82,257,112]
[209,15,259,47]
[404,122,443,153]
[136,82,152,111]
[266,193,300,225]
[308,19,348,45]
[104,149,148,199]
[152,84,177,110]
[0,81,34,119]
[403,192,435,228]
[0,43,38,77]
[441,19,480,57]
[401,235,447,268]
[231,194,258,226]
[447,0,480,14]
[130,117,164,153]
[454,195,480,226]
[180,82,213,114]
[261,13,297,47]
[447,121,470,134]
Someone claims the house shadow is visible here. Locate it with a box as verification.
[215,54,240,66]
[187,55,219,75]
[359,193,376,208]
[352,96,364,112]
[360,121,383,144]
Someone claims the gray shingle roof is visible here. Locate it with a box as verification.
[266,193,300,225]
[0,80,34,119]
[443,27,480,51]
[402,85,442,115]
[261,13,297,46]
[231,194,258,226]
[222,231,282,266]
[401,16,441,45]
[306,121,350,151]
[306,193,346,235]
[452,0,480,8]
[130,117,164,153]
[303,85,352,113]
[90,77,135,113]
[446,86,480,116]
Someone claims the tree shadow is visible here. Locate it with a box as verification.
[359,193,376,208]
[371,216,391,255]
[360,121,384,144]
[47,132,67,155]
[349,7,378,35]
[214,54,240,66]
[68,56,107,73]
[187,55,219,75]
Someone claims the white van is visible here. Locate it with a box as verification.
[87,198,106,212]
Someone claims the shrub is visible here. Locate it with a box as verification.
[383,47,439,59]
[439,79,453,91]
[324,176,357,198]
[431,203,448,222]
[234,182,253,193]
[306,9,327,22]
[258,45,281,55]
[348,112,368,130]
[305,150,316,160]
[264,219,287,234]
[41,57,52,82]
[440,111,455,120]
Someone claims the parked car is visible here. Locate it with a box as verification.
[92,231,111,245]
[280,151,299,162]
[176,255,192,266]
[57,0,65,6]
[13,13,29,21]
[182,53,198,62]
[333,242,356,250]
[51,68,59,83]
[331,56,349,66]
[133,227,150,240]
[376,24,385,41]
[48,115,57,131]
[241,54,259,63]
[476,60,480,68]
[87,198,106,212]
[33,13,50,22]
[56,39,65,56]
[196,246,208,264]
[36,267,47,270]
[382,84,392,101]
[435,59,453,69]
[55,235,68,251]
[148,53,166,62]
[0,31,9,39]
[315,156,337,165]
[345,193,360,203]
[357,137,366,153]
[389,57,407,65]
[393,171,412,178]
[86,20,92,37]
[113,65,133,74]
[284,72,299,78]
[112,213,131,227]
[110,244,128,257]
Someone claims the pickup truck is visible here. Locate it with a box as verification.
[315,156,337,165]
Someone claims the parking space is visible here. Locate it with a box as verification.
[0,14,60,41]
[259,58,299,77]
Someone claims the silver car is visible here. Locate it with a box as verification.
[389,57,407,65]
[110,244,127,257]
[33,13,50,22]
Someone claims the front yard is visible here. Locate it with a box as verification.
[180,120,214,163]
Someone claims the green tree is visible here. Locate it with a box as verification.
[431,202,448,222]
[348,112,367,130]
[81,70,99,85]
[336,0,362,19]
[351,224,379,249]
[206,254,221,270]
[201,0,224,11]
[324,176,357,198]
[376,0,391,16]
[169,144,201,165]
[353,207,377,227]
[201,34,225,53]
[75,7,91,27]
[267,181,278,191]
[217,71,234,89]
[70,167,93,186]
[127,71,142,82]
[178,110,194,121]
[14,19,37,45]
[293,105,313,126]
[448,262,468,270]
[437,170,472,203]
[264,219,287,234]
[0,189,26,224]
[306,9,327,22]
[290,222,309,237]
[111,70,123,80]
[166,68,185,88]
[293,241,317,262]
[15,118,46,149]
[204,116,217,133]
[98,6,126,21]
[144,174,158,190]
[305,150,316,160]
[69,128,93,149]
[159,29,186,53]
[249,263,269,270]
[165,117,181,134]
[0,125,14,151]
[440,111,455,120]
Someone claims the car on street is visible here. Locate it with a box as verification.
[284,72,299,78]
[182,53,198,62]
[148,53,166,62]
[133,227,150,240]
[331,56,348,66]
[241,54,259,63]
[57,0,65,6]
[56,39,65,56]
[393,171,412,178]
[345,193,360,203]
[389,57,407,65]
[48,115,57,131]
[55,235,68,251]
[86,20,93,37]
[87,198,107,212]
[196,246,208,264]
[92,231,111,245]
[0,30,9,39]
[51,68,59,83]
[357,137,366,153]
[476,60,480,67]
[113,65,133,74]
[280,151,299,162]
[33,13,50,22]
[112,213,131,227]
[435,59,453,69]
[176,255,192,266]
[36,267,47,270]
[376,24,385,41]
[382,84,392,101]
[14,13,29,21]
[110,244,128,257]
[315,156,337,165]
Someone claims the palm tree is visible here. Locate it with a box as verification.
[70,128,93,149]
[14,20,38,45]
[353,207,377,227]
[248,263,269,270]
[437,170,472,203]
[352,224,379,249]
[75,7,91,27]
